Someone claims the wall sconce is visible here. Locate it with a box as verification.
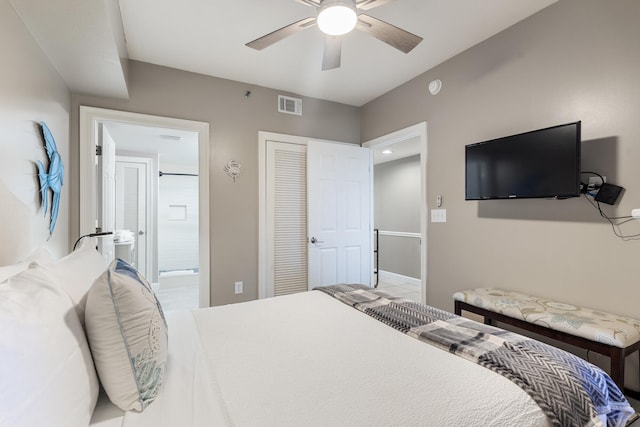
[73,231,114,251]
[224,160,243,183]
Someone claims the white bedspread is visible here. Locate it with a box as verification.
[90,309,229,427]
[105,290,552,427]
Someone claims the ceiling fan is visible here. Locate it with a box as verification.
[246,0,423,70]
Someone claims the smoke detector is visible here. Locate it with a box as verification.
[428,79,442,95]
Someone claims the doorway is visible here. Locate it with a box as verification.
[258,132,372,299]
[79,106,210,309]
[362,122,428,304]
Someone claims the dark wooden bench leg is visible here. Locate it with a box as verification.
[621,348,640,399]
[610,347,624,391]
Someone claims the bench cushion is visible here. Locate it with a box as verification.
[453,288,640,348]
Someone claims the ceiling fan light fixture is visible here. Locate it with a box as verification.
[317,0,357,36]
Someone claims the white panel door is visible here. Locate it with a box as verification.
[96,124,115,263]
[307,142,372,288]
[115,159,148,275]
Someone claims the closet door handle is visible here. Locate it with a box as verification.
[310,237,324,244]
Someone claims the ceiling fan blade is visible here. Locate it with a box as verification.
[246,17,316,50]
[356,0,398,11]
[357,14,422,53]
[322,36,342,70]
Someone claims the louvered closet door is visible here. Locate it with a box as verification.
[266,141,308,296]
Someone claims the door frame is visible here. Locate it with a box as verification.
[258,131,356,299]
[362,122,428,304]
[79,106,211,308]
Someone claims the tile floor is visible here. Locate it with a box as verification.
[375,275,421,303]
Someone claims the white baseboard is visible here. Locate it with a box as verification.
[377,270,420,287]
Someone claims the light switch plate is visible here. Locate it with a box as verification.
[431,209,446,223]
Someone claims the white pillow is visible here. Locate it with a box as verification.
[0,246,53,283]
[35,239,107,326]
[85,259,168,412]
[0,262,28,283]
[0,267,99,427]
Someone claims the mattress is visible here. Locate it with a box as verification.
[93,290,553,426]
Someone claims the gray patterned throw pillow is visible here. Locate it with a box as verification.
[85,258,168,412]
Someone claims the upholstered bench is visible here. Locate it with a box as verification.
[453,288,640,395]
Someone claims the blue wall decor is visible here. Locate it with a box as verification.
[36,121,64,236]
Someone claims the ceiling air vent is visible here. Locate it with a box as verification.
[278,95,302,116]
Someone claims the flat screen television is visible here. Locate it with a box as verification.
[465,121,581,200]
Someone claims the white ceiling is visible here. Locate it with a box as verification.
[10,0,129,99]
[119,0,556,106]
[373,136,421,165]
[11,0,557,107]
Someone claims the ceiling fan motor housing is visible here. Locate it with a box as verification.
[318,0,357,8]
[317,0,358,36]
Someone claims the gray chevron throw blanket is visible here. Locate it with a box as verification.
[315,284,634,427]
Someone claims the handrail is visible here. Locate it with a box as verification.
[373,228,379,288]
[377,230,421,239]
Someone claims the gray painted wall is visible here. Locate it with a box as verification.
[0,0,70,264]
[374,155,420,278]
[70,60,361,306]
[361,0,640,319]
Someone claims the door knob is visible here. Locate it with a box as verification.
[138,231,145,235]
[310,237,324,244]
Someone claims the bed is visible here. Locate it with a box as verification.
[0,243,635,427]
